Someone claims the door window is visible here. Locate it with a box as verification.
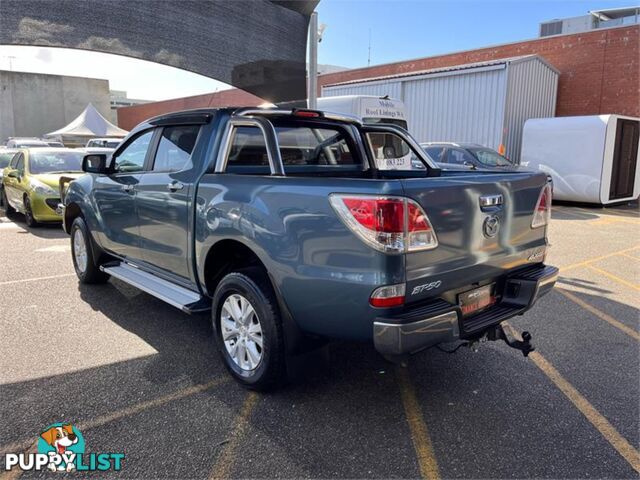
[113,130,154,173]
[152,125,200,172]
[447,148,476,166]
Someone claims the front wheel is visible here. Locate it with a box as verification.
[70,216,109,284]
[212,268,286,391]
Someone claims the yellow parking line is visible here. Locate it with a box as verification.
[209,392,259,480]
[0,273,75,286]
[556,289,639,341]
[0,379,227,456]
[395,367,440,480]
[620,252,640,261]
[559,245,640,272]
[503,323,640,474]
[78,378,227,431]
[587,265,640,292]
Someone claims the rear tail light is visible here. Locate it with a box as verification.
[370,283,405,307]
[329,194,438,254]
[531,183,552,228]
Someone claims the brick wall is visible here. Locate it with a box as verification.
[117,88,262,130]
[319,25,639,118]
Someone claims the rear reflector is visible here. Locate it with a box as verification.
[531,183,552,228]
[370,283,406,307]
[329,194,438,254]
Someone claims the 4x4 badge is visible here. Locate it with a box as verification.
[483,215,500,237]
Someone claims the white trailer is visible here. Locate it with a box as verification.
[521,115,640,205]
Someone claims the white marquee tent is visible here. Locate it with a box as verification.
[45,103,128,146]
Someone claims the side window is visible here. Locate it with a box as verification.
[113,130,154,173]
[447,148,476,166]
[152,125,200,172]
[227,127,269,167]
[276,126,356,166]
[424,147,445,162]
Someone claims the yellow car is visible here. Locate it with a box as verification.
[1,148,85,227]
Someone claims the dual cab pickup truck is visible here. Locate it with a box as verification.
[62,107,558,390]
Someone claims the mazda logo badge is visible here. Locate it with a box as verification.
[483,215,500,237]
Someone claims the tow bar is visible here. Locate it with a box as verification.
[438,323,535,357]
[487,323,535,357]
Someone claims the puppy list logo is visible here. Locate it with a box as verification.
[4,423,124,472]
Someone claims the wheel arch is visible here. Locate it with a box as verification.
[203,238,304,353]
[63,201,83,233]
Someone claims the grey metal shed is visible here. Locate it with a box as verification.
[322,55,559,162]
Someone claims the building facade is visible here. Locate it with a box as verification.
[319,25,639,119]
[0,70,111,142]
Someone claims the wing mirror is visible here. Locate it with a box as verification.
[82,154,109,174]
[7,170,19,179]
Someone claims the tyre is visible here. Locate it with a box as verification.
[2,189,15,215]
[212,268,286,390]
[23,196,39,228]
[70,216,109,284]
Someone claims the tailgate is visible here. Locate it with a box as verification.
[402,171,549,304]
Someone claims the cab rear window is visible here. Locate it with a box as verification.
[226,123,359,174]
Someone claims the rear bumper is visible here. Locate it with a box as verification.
[373,264,558,356]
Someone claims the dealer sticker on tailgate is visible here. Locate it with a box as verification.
[458,284,496,316]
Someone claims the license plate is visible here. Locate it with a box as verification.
[458,284,496,316]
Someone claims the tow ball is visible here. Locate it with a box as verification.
[487,323,535,357]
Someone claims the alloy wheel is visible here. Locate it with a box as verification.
[73,228,88,274]
[220,294,263,371]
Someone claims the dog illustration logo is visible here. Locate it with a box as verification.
[4,422,123,473]
[37,423,85,472]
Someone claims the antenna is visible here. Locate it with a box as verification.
[367,29,371,67]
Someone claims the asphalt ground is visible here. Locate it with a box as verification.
[0,201,638,479]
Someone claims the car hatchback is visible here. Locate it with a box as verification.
[2,148,84,226]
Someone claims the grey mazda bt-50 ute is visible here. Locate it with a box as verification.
[62,107,557,390]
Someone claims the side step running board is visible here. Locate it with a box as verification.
[100,263,210,314]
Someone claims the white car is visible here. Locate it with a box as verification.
[85,138,121,149]
[6,138,50,148]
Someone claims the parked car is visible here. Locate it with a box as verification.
[85,138,122,149]
[421,142,515,170]
[0,148,19,207]
[62,107,557,390]
[6,138,51,148]
[78,146,116,156]
[2,148,84,226]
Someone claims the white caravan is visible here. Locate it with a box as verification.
[521,115,639,205]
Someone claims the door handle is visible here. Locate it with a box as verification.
[166,181,184,192]
[122,184,134,193]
